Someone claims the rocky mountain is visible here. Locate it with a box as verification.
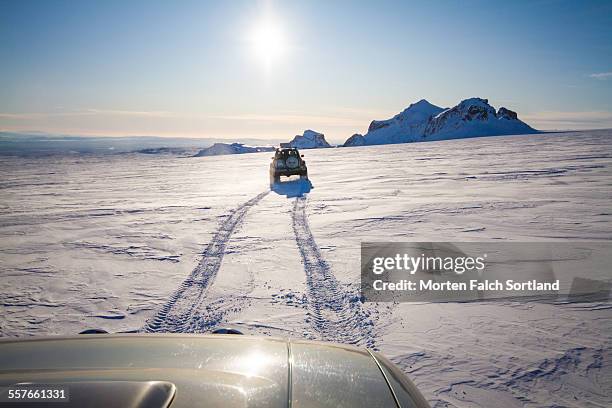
[285,130,331,149]
[343,133,366,147]
[423,98,537,140]
[193,143,274,157]
[191,131,331,158]
[344,98,537,146]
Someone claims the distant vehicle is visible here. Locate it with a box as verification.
[270,147,308,185]
[0,334,431,408]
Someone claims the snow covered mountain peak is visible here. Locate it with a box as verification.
[303,129,323,139]
[455,97,491,109]
[406,98,441,112]
[355,99,445,146]
[368,99,444,133]
[193,142,274,156]
[425,98,536,139]
[497,107,519,120]
[343,133,366,147]
[287,130,331,149]
[345,97,538,146]
[430,97,497,124]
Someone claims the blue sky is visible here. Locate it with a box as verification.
[1,0,611,142]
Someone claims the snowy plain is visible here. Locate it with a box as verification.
[1,130,611,407]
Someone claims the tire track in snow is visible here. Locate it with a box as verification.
[292,196,377,348]
[143,191,269,333]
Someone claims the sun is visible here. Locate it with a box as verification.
[249,18,286,68]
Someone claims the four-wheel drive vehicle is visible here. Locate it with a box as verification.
[0,334,430,408]
[270,148,308,183]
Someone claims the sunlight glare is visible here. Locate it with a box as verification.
[249,18,287,69]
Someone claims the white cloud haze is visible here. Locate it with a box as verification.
[589,72,612,80]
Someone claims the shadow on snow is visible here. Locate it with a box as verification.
[270,177,313,198]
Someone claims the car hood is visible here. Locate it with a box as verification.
[0,334,427,408]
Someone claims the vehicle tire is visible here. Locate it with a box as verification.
[286,156,299,169]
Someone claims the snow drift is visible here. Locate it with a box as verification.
[344,98,538,146]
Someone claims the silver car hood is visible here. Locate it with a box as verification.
[0,334,429,408]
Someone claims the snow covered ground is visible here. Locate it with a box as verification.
[1,130,611,407]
